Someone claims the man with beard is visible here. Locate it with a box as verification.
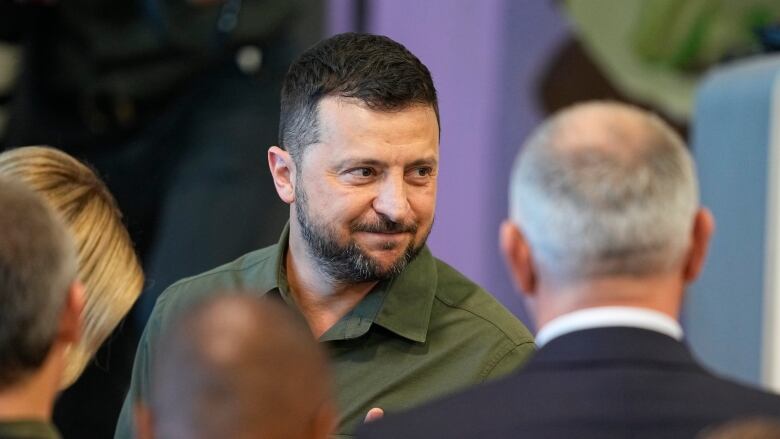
[115,32,535,438]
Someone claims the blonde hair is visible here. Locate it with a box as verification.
[0,146,144,388]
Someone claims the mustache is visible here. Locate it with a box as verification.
[351,217,418,234]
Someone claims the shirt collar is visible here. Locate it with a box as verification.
[535,306,683,347]
[267,224,437,344]
[372,245,437,343]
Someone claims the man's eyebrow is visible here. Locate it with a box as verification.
[333,158,387,169]
[407,157,438,168]
[333,157,439,169]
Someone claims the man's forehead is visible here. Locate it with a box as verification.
[317,96,438,132]
[303,142,439,170]
[309,96,439,155]
[329,155,439,170]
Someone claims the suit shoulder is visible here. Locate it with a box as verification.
[432,257,534,346]
[707,372,780,410]
[357,369,523,439]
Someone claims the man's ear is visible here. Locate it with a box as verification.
[499,220,537,298]
[683,207,715,283]
[58,280,85,344]
[268,146,296,204]
[135,403,154,439]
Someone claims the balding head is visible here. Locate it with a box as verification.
[147,293,334,439]
[508,101,699,282]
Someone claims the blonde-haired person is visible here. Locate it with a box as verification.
[0,145,144,387]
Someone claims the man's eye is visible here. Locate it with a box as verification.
[348,168,375,177]
[414,167,433,177]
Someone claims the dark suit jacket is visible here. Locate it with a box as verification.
[357,327,780,439]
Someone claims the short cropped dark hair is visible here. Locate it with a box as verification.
[279,32,439,163]
[0,179,77,389]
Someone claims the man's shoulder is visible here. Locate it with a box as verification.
[361,356,780,439]
[359,336,780,439]
[153,244,279,320]
[357,367,528,439]
[704,370,780,410]
[430,257,534,346]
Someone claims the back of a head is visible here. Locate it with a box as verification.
[0,146,144,387]
[151,293,332,439]
[0,178,77,389]
[279,32,439,164]
[509,101,698,282]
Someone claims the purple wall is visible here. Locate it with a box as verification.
[326,0,357,35]
[369,1,507,301]
[326,0,569,327]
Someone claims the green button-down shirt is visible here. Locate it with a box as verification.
[115,227,535,438]
[0,420,61,439]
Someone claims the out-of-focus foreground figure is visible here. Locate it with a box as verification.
[0,179,83,439]
[136,292,335,439]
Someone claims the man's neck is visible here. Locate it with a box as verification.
[533,274,684,330]
[0,346,64,422]
[285,236,377,338]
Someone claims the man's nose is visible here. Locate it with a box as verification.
[372,176,411,223]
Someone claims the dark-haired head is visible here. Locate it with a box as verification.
[279,32,439,164]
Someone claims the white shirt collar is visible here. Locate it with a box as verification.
[534,306,683,347]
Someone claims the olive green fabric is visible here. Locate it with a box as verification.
[115,226,535,438]
[0,420,61,439]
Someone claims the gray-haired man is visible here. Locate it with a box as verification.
[0,180,83,439]
[359,101,780,439]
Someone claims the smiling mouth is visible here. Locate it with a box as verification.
[359,230,409,238]
[351,219,418,235]
[356,231,412,249]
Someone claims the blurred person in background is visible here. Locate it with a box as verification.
[135,292,335,439]
[0,179,83,439]
[540,0,780,137]
[0,2,318,437]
